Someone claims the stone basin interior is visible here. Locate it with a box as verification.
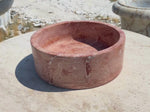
[119,0,150,9]
[32,22,120,56]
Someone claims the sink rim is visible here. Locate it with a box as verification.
[118,0,150,10]
[112,1,150,19]
[31,21,125,58]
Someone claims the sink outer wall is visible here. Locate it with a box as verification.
[0,0,14,15]
[31,21,125,89]
[113,1,150,37]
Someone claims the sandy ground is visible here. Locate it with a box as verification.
[12,0,118,24]
[1,0,120,42]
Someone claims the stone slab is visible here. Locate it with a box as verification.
[0,30,150,112]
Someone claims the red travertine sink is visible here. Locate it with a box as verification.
[31,21,125,89]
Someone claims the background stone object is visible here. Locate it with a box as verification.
[113,0,150,37]
[0,0,14,31]
[0,0,14,15]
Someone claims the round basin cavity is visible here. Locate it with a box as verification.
[119,0,150,9]
[0,0,14,15]
[31,21,125,89]
[32,22,120,57]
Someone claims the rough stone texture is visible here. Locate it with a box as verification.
[12,0,119,24]
[31,21,125,89]
[121,17,150,36]
[0,30,150,112]
[112,0,150,37]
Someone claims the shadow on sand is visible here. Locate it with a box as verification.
[15,54,73,92]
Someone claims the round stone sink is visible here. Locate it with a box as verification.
[113,0,150,37]
[31,21,125,89]
[0,0,14,15]
[119,0,150,9]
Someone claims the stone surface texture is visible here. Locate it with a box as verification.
[112,0,150,37]
[31,21,125,89]
[12,0,118,23]
[0,30,150,112]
